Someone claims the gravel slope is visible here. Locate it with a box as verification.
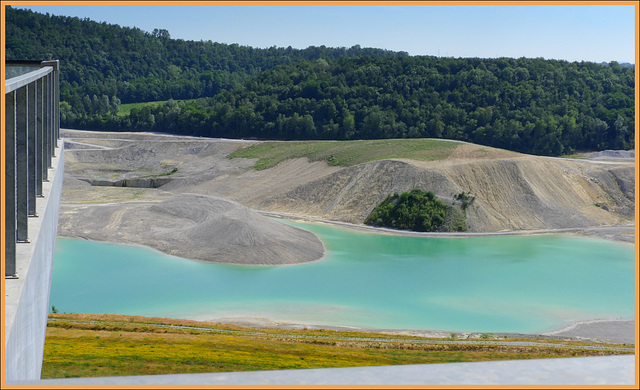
[59,193,324,265]
[59,129,635,264]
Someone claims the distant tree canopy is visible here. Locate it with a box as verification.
[365,189,467,232]
[6,6,635,156]
[5,6,406,104]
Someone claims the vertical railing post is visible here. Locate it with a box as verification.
[42,60,59,147]
[42,73,50,179]
[28,80,38,216]
[36,77,44,193]
[47,73,54,160]
[48,73,55,161]
[54,63,60,144]
[15,86,29,242]
[5,91,17,277]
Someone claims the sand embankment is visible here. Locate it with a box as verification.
[59,129,635,265]
[58,193,324,265]
[246,155,634,233]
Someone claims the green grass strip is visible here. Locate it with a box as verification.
[117,100,173,117]
[228,138,460,170]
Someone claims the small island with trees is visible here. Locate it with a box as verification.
[365,189,471,232]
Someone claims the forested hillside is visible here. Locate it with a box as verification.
[5,6,635,155]
[132,56,633,155]
[6,7,405,104]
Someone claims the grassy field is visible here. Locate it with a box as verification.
[228,138,461,170]
[42,313,633,379]
[117,100,172,117]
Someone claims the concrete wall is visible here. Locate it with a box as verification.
[4,144,63,381]
[13,355,637,386]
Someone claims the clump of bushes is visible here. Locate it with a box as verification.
[454,191,476,210]
[364,189,468,232]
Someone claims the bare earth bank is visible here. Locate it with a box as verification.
[59,129,635,251]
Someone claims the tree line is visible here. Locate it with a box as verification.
[6,6,635,156]
[87,55,633,155]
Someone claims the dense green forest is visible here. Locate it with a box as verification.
[364,189,468,232]
[5,6,635,155]
[5,7,405,103]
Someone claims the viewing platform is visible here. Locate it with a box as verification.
[4,60,64,381]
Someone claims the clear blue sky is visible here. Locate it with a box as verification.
[10,3,637,63]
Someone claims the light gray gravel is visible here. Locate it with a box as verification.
[58,193,325,265]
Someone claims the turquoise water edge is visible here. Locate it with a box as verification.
[51,220,635,334]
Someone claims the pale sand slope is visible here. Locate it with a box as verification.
[62,130,635,247]
[61,129,635,236]
[58,193,324,265]
[249,156,634,232]
[59,129,635,263]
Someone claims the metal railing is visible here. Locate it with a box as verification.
[4,60,60,278]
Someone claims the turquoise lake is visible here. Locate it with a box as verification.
[50,220,635,334]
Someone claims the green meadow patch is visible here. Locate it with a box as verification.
[117,100,174,117]
[228,138,460,170]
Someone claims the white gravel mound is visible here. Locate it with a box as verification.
[58,193,325,265]
[589,150,635,160]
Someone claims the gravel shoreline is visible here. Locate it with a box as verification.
[192,315,635,345]
[540,318,635,345]
[261,210,636,245]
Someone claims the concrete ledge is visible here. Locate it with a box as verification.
[4,145,63,382]
[10,356,636,386]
